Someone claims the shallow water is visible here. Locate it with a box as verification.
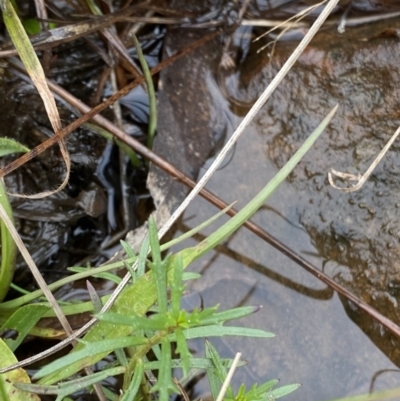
[173,125,400,401]
[172,15,400,400]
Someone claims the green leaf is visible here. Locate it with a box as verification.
[132,34,156,149]
[96,312,170,331]
[257,380,279,394]
[171,254,184,319]
[0,179,16,302]
[199,306,262,326]
[120,240,136,259]
[143,357,246,370]
[15,366,125,399]
[0,304,49,351]
[120,359,144,401]
[170,326,274,340]
[150,338,177,401]
[21,18,41,35]
[148,217,168,313]
[69,266,122,284]
[0,338,40,400]
[187,105,338,263]
[137,234,149,278]
[175,327,191,375]
[270,383,301,399]
[34,336,148,380]
[160,202,236,252]
[0,137,29,157]
[182,272,201,281]
[205,340,233,400]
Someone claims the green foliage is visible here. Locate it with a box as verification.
[32,221,275,400]
[1,109,337,399]
[0,137,29,157]
[0,138,29,302]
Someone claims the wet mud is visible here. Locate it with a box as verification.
[0,41,148,288]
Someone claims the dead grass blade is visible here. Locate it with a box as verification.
[0,4,144,57]
[0,32,219,179]
[0,202,72,335]
[1,0,70,198]
[215,353,241,401]
[329,125,400,192]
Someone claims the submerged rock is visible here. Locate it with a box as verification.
[236,20,400,323]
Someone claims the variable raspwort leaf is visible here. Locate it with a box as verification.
[0,137,29,157]
[33,337,148,380]
[0,338,40,401]
[120,359,144,401]
[205,340,234,400]
[269,383,301,399]
[198,305,262,326]
[150,338,178,401]
[175,327,191,375]
[170,254,184,319]
[148,218,168,313]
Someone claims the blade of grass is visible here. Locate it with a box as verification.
[0,179,16,302]
[132,34,157,149]
[1,0,70,198]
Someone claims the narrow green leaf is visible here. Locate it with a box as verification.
[257,379,279,394]
[170,326,274,340]
[15,366,125,397]
[189,105,338,263]
[0,137,29,157]
[0,179,16,302]
[199,306,262,326]
[143,357,247,370]
[86,281,103,313]
[148,218,168,313]
[132,34,156,149]
[0,304,49,351]
[205,340,231,399]
[171,254,184,318]
[175,327,191,375]
[120,240,136,259]
[34,337,148,380]
[137,234,149,278]
[96,312,168,331]
[120,359,144,401]
[270,383,301,399]
[182,272,201,280]
[160,203,236,252]
[68,267,122,284]
[150,339,177,401]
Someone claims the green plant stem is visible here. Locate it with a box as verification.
[123,330,168,392]
[0,179,16,302]
[132,34,157,149]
